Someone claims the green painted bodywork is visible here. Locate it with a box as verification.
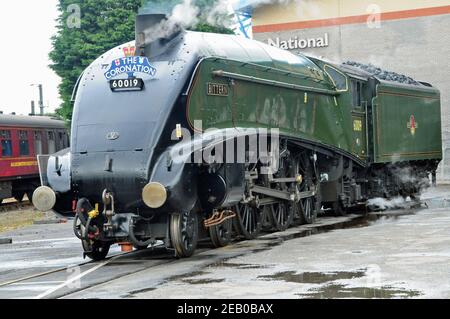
[372,81,442,163]
[186,37,442,166]
[188,58,354,158]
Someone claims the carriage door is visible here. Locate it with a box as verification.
[351,79,367,159]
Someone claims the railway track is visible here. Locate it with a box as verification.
[0,246,179,299]
[0,205,424,299]
[0,210,398,299]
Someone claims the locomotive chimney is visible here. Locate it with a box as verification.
[135,13,183,57]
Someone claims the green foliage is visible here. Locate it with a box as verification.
[50,0,143,121]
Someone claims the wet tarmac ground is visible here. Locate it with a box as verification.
[0,186,450,299]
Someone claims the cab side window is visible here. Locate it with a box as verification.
[324,65,348,91]
[19,131,30,156]
[1,130,12,157]
[351,79,366,109]
[352,80,362,108]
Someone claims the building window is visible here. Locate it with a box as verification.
[1,130,12,157]
[34,131,43,155]
[19,131,29,156]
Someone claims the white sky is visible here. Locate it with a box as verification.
[0,0,61,115]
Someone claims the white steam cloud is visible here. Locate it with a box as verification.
[141,0,200,44]
[140,0,308,44]
[367,197,411,211]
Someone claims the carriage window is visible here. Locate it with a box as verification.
[19,131,29,156]
[34,131,43,155]
[58,132,64,150]
[48,131,56,154]
[1,130,12,157]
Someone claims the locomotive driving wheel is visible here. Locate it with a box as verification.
[267,201,293,232]
[268,154,299,231]
[170,210,199,258]
[209,219,233,248]
[265,151,295,232]
[299,190,318,224]
[233,203,263,240]
[297,152,321,225]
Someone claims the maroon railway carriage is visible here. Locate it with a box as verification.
[0,114,68,203]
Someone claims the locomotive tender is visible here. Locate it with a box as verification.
[32,13,442,260]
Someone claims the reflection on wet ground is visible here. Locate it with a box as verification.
[258,270,366,284]
[170,270,226,285]
[159,211,425,298]
[300,284,421,299]
[182,278,225,285]
[122,287,157,298]
[258,269,422,298]
[211,262,271,270]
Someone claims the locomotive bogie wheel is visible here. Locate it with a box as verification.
[170,211,199,258]
[209,219,233,248]
[233,203,263,240]
[81,225,111,261]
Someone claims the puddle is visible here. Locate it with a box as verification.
[169,271,207,282]
[182,278,225,285]
[423,198,450,209]
[299,284,422,299]
[170,270,225,285]
[122,287,157,298]
[244,215,401,256]
[258,269,422,299]
[259,270,366,284]
[212,262,271,270]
